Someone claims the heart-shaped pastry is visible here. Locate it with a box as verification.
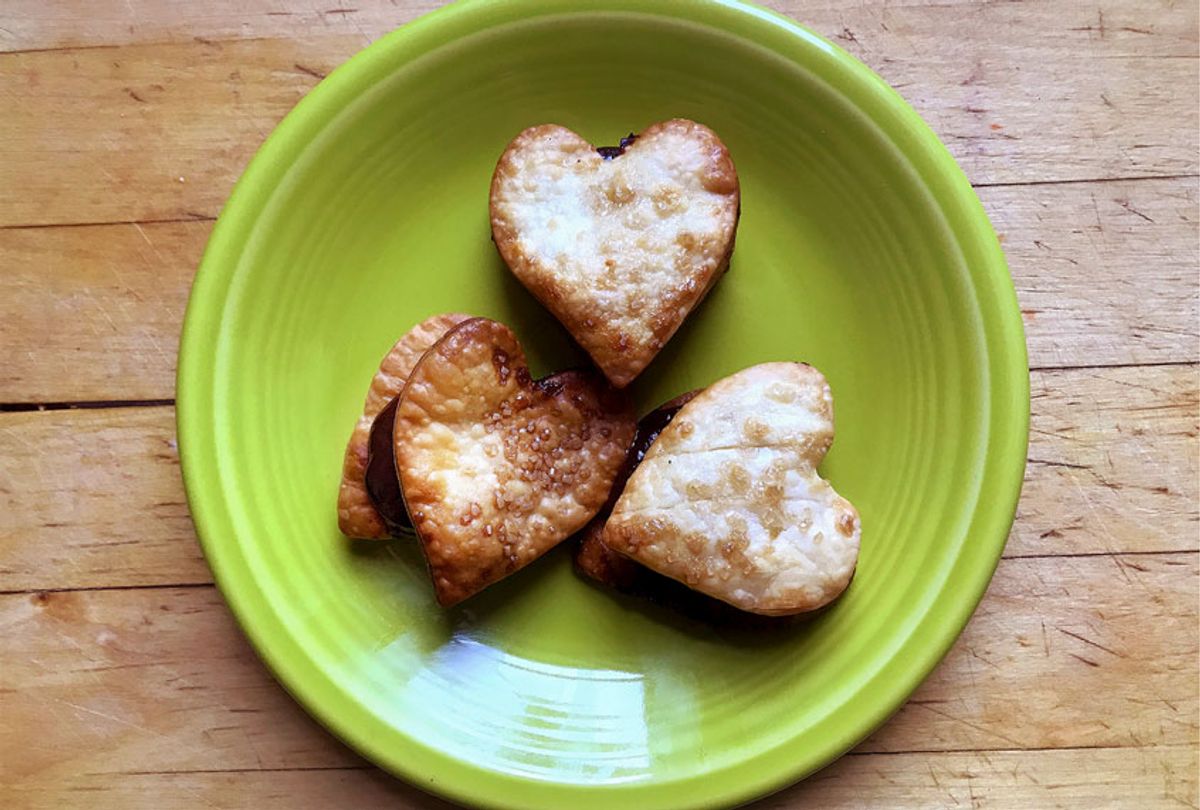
[337,313,471,540]
[395,317,636,606]
[490,119,740,388]
[603,363,861,616]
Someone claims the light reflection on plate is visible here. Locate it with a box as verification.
[384,635,651,782]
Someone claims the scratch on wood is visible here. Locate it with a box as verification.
[1110,553,1135,585]
[835,26,859,44]
[913,701,1026,748]
[1055,626,1125,658]
[1027,457,1091,470]
[967,646,1002,670]
[1116,198,1156,223]
[1069,9,1107,38]
[1068,653,1101,668]
[293,63,326,80]
[960,61,984,86]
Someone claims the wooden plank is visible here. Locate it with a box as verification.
[0,37,325,228]
[864,553,1199,754]
[0,554,1194,790]
[0,3,1196,228]
[1,365,1194,590]
[987,176,1199,371]
[8,0,1197,54]
[0,220,205,403]
[2,178,1196,404]
[0,0,438,49]
[6,746,1198,810]
[8,767,455,810]
[0,586,361,783]
[1015,364,1199,559]
[770,746,1198,810]
[0,407,211,590]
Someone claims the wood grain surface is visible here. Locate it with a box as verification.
[1,0,1196,807]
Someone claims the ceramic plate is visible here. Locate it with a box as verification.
[177,1,1029,807]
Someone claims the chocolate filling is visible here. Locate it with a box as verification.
[364,397,413,537]
[596,132,638,160]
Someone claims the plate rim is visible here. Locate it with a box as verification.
[177,1,1031,808]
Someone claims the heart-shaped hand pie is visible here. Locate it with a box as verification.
[490,119,740,388]
[337,313,471,539]
[603,363,861,616]
[395,317,636,606]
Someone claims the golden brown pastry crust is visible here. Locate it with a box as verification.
[603,363,861,616]
[336,313,472,539]
[394,318,636,606]
[490,119,739,388]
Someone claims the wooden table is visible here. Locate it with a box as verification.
[2,1,1197,807]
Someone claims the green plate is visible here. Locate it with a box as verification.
[177,1,1029,807]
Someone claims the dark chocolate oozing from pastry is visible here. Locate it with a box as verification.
[364,397,413,536]
[596,132,638,160]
